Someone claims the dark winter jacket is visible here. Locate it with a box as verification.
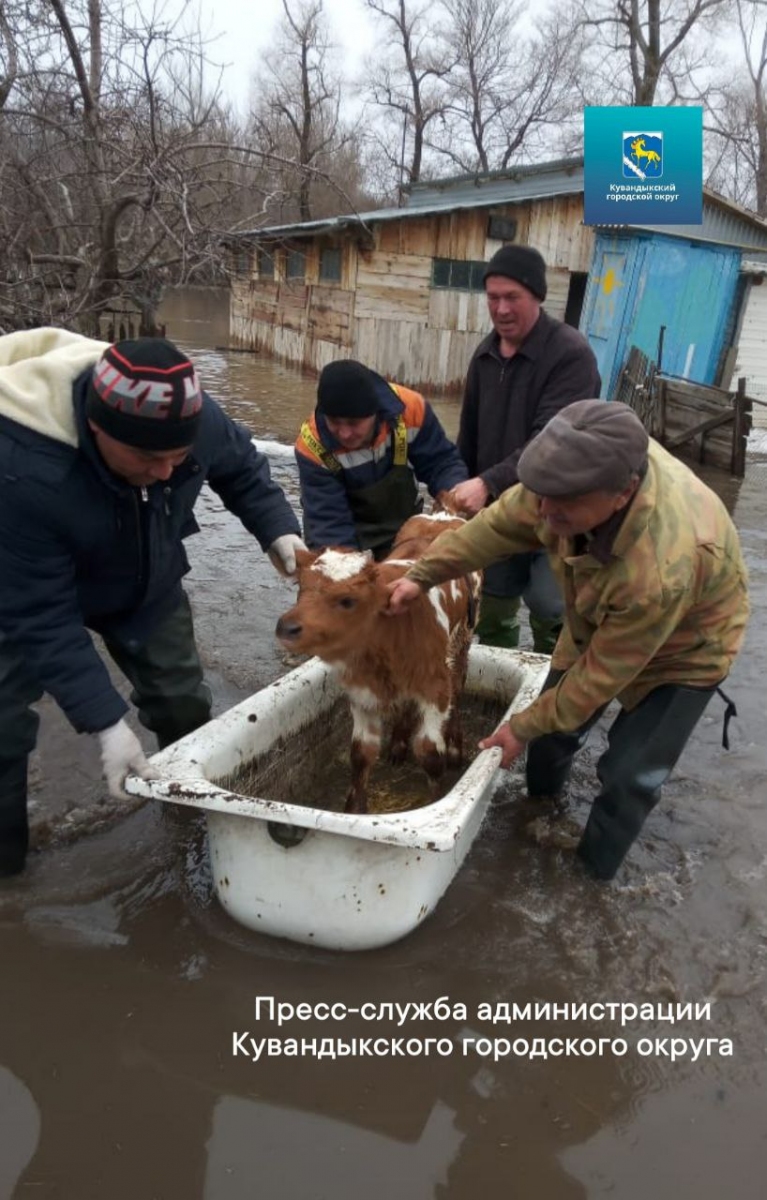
[458,311,601,498]
[0,367,299,735]
[296,375,467,550]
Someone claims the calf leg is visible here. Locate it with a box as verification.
[412,701,449,795]
[388,700,417,764]
[444,625,472,768]
[345,700,383,815]
[443,705,463,768]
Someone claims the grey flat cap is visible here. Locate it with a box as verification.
[517,399,649,497]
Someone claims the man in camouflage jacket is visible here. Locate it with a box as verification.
[388,400,749,880]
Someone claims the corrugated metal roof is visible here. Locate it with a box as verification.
[625,201,767,250]
[408,158,767,246]
[599,216,767,251]
[742,253,767,271]
[229,187,582,242]
[231,155,767,251]
[406,158,585,208]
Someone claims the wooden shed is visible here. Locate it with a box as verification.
[227,157,767,402]
[227,158,592,392]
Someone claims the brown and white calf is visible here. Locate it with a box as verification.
[275,512,482,814]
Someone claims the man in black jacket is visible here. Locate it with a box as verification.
[0,330,304,877]
[451,245,601,652]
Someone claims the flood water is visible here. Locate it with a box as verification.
[1,288,766,1199]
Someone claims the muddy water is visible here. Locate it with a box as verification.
[1,290,767,1198]
[223,695,508,814]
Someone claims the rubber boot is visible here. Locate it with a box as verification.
[525,670,608,801]
[0,640,40,878]
[576,792,659,881]
[104,593,212,751]
[0,759,29,877]
[475,594,521,650]
[576,682,717,880]
[528,613,562,656]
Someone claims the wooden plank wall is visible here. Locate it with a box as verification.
[230,194,595,390]
[613,343,753,476]
[428,289,489,334]
[306,287,353,343]
[354,250,431,321]
[657,378,752,475]
[525,195,595,274]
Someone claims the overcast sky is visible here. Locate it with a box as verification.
[193,0,376,114]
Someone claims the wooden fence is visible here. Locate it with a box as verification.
[614,346,753,477]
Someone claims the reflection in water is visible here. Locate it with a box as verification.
[0,1066,41,1196]
[181,342,462,445]
[204,1095,463,1200]
[159,287,462,443]
[562,1067,767,1197]
[186,345,318,441]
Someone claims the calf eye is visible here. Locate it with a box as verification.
[337,596,356,610]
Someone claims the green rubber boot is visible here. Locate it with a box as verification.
[529,613,562,656]
[476,594,521,650]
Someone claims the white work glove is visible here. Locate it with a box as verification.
[98,719,159,800]
[268,533,307,577]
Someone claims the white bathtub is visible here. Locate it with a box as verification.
[126,646,550,951]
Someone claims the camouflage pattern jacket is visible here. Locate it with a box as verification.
[405,441,749,742]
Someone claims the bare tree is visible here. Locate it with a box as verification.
[706,0,767,215]
[0,0,363,333]
[362,0,452,199]
[0,0,262,332]
[432,0,583,172]
[248,0,358,222]
[0,1,20,110]
[574,0,730,107]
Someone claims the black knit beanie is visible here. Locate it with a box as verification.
[483,245,547,301]
[317,360,380,419]
[87,339,203,450]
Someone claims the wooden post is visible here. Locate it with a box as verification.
[731,377,748,477]
[646,365,657,435]
[658,377,667,443]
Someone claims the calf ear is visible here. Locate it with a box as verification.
[295,548,317,569]
[362,557,379,581]
[373,565,398,611]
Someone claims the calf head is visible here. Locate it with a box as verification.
[275,547,388,660]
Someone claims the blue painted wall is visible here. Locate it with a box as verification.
[580,232,741,398]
